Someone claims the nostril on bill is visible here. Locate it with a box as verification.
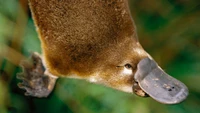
[167,86,176,92]
[162,84,182,96]
[167,86,175,91]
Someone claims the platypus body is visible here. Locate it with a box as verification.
[18,0,188,104]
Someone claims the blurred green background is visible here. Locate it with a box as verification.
[0,0,200,113]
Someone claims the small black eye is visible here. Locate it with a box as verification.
[125,64,132,69]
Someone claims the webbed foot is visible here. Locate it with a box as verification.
[17,52,57,97]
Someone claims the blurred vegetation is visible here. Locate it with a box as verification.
[0,0,200,113]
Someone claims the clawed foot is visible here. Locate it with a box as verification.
[17,52,57,98]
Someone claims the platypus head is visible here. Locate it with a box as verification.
[91,35,188,104]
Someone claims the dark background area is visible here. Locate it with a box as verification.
[0,0,200,113]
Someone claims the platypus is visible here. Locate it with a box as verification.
[18,0,188,104]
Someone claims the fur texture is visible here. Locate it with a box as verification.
[28,0,149,92]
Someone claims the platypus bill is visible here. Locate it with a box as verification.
[18,0,188,104]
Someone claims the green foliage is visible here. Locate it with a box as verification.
[0,0,200,113]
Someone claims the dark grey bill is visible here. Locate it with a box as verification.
[134,57,188,104]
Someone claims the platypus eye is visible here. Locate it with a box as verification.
[125,64,132,69]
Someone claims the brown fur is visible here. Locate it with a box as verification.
[29,0,149,92]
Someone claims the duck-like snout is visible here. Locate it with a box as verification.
[133,57,188,104]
